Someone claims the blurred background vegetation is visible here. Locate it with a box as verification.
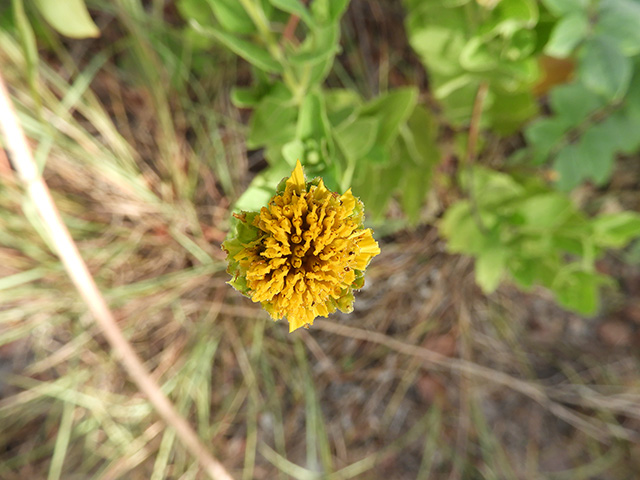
[1,0,640,478]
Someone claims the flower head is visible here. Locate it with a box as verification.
[223,160,380,332]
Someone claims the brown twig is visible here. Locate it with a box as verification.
[0,74,233,480]
[282,14,300,44]
[466,82,489,166]
[465,82,489,234]
[315,319,639,444]
[314,319,548,407]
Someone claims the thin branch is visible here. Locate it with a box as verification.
[282,14,300,45]
[465,81,489,234]
[0,74,234,480]
[465,82,489,167]
[314,319,639,443]
[314,319,548,404]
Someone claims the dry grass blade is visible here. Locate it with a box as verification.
[0,74,234,480]
[314,319,547,403]
[314,318,640,444]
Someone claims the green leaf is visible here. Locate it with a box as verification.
[396,106,439,223]
[549,82,607,124]
[541,0,589,16]
[177,0,215,25]
[575,124,618,185]
[310,0,349,23]
[462,167,525,209]
[440,201,488,255]
[406,5,467,76]
[525,117,571,164]
[290,23,339,66]
[597,109,640,155]
[487,89,537,135]
[324,89,361,127]
[269,0,314,26]
[625,68,640,121]
[401,104,440,168]
[499,0,539,22]
[432,76,479,126]
[296,92,330,141]
[334,118,379,161]
[192,22,283,73]
[359,87,418,147]
[306,54,337,88]
[205,0,255,34]
[509,257,539,289]
[352,165,396,221]
[553,144,584,191]
[459,36,499,72]
[503,29,537,61]
[516,233,556,258]
[491,0,539,35]
[552,230,590,257]
[248,95,297,149]
[492,57,540,91]
[282,139,305,166]
[288,24,340,86]
[409,27,466,77]
[579,36,632,101]
[553,269,604,315]
[591,212,640,248]
[363,144,389,165]
[230,86,264,108]
[597,0,640,56]
[400,167,426,225]
[517,193,573,228]
[433,73,475,101]
[33,0,99,38]
[475,247,508,293]
[544,12,589,58]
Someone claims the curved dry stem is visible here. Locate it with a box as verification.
[0,74,234,480]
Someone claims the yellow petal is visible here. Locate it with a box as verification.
[313,178,329,201]
[340,188,356,214]
[288,313,308,332]
[358,229,381,254]
[353,230,380,270]
[286,160,306,194]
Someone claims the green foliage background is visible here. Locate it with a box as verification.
[172,0,640,316]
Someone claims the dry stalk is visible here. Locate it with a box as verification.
[0,73,234,480]
[315,319,640,444]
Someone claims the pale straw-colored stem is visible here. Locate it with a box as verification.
[0,74,233,480]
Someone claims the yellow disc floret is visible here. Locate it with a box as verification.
[224,160,380,332]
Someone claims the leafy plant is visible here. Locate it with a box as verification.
[32,0,99,38]
[403,0,640,314]
[404,0,542,134]
[440,167,640,314]
[524,0,640,190]
[178,0,440,225]
[176,0,640,317]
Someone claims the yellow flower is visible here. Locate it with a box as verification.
[223,160,380,332]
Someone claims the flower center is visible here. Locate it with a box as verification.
[244,184,360,319]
